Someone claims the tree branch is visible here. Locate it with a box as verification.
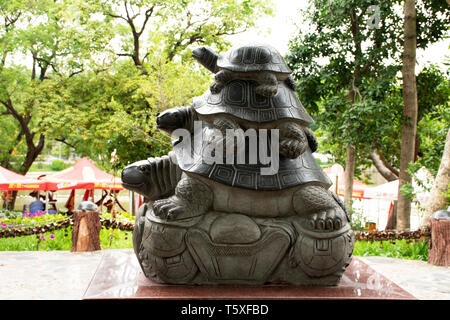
[55,138,77,149]
[137,6,155,36]
[375,142,400,176]
[68,68,84,78]
[369,150,399,182]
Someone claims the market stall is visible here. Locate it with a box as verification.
[40,157,124,213]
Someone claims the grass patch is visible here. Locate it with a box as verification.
[353,239,429,261]
[0,211,133,251]
[0,226,133,251]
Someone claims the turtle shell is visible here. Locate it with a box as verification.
[172,125,331,191]
[193,79,313,125]
[217,44,291,74]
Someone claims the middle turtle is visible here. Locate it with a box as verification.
[122,79,349,233]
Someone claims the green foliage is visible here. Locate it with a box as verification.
[0,211,135,250]
[0,227,133,251]
[36,58,210,168]
[350,207,368,231]
[0,0,114,173]
[0,212,66,226]
[286,0,449,180]
[0,0,274,173]
[101,211,134,222]
[353,239,429,261]
[50,160,68,171]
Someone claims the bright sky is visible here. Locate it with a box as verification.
[225,0,449,70]
[225,0,308,56]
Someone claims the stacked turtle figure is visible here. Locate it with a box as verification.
[122,44,354,285]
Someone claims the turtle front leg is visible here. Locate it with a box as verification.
[212,116,245,158]
[277,121,308,159]
[210,70,234,93]
[255,72,278,97]
[292,184,350,231]
[152,175,213,221]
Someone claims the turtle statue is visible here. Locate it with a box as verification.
[121,45,354,286]
[192,44,297,97]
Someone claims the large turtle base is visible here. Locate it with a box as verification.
[133,203,354,286]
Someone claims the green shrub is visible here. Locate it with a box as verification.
[353,239,429,261]
[50,160,67,171]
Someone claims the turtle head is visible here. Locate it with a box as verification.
[156,108,185,134]
[192,46,219,73]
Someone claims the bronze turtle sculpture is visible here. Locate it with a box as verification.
[192,44,296,97]
[121,45,354,285]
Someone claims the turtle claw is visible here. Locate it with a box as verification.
[210,82,223,94]
[152,198,171,217]
[152,198,183,219]
[167,206,185,220]
[306,208,345,231]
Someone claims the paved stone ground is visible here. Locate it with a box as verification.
[0,249,449,300]
[360,256,450,300]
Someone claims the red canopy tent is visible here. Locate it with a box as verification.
[363,179,430,203]
[41,157,124,213]
[323,164,371,199]
[42,157,122,191]
[0,166,49,191]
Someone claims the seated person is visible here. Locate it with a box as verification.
[29,199,45,214]
[47,201,58,215]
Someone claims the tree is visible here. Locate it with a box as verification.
[0,0,112,172]
[88,0,273,69]
[396,0,419,231]
[286,0,404,213]
[286,0,449,219]
[36,0,274,170]
[0,0,113,208]
[421,128,450,227]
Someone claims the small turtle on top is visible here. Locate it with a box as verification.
[192,44,297,97]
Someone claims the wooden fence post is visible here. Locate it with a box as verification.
[428,210,450,266]
[71,199,102,252]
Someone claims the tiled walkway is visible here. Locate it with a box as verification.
[0,249,448,300]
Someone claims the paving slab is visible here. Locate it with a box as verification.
[358,256,450,300]
[0,250,449,300]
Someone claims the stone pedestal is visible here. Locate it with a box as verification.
[83,250,416,300]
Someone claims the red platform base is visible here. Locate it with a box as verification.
[83,250,416,300]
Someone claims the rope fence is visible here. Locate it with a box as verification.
[0,216,135,238]
[0,215,431,242]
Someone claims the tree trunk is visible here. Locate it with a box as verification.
[421,128,450,227]
[428,219,450,266]
[397,0,418,231]
[71,210,102,252]
[344,145,356,214]
[385,200,397,230]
